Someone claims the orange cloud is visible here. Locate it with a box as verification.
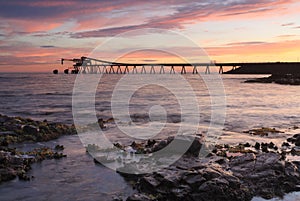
[205,39,300,62]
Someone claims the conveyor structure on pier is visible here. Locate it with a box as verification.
[61,56,300,74]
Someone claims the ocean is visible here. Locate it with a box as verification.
[0,72,299,200]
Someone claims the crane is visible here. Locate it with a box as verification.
[59,56,125,74]
[61,58,85,65]
[60,57,87,74]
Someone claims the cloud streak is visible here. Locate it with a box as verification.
[70,0,295,38]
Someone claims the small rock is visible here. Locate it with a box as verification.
[244,142,251,147]
[254,142,260,150]
[268,142,275,149]
[98,118,106,129]
[54,144,64,150]
[126,193,152,201]
[282,142,290,147]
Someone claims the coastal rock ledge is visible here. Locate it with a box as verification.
[117,142,300,201]
[245,74,300,85]
[0,114,76,183]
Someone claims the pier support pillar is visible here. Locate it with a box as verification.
[181,66,186,74]
[150,65,155,74]
[170,66,175,74]
[132,66,137,74]
[124,66,129,74]
[160,66,165,74]
[103,66,109,74]
[141,66,146,74]
[205,66,210,74]
[219,66,223,74]
[192,66,198,74]
[109,66,115,74]
[116,65,122,74]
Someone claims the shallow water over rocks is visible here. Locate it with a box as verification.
[0,135,133,201]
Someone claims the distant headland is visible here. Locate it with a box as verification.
[224,62,300,85]
[225,62,300,74]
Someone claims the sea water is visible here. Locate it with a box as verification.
[0,73,299,200]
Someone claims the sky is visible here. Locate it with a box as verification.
[0,0,300,72]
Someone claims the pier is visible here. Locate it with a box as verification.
[60,56,300,74]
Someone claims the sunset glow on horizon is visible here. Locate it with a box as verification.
[1,0,300,72]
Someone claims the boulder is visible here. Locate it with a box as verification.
[122,151,300,201]
[23,125,38,135]
[126,194,153,201]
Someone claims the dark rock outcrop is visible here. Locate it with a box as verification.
[119,142,300,201]
[0,146,66,183]
[245,74,300,85]
[0,114,73,183]
[0,114,76,145]
[225,63,300,75]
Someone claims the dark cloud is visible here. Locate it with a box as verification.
[0,0,159,20]
[277,34,297,38]
[72,25,144,38]
[40,45,56,48]
[281,22,295,26]
[226,41,267,46]
[0,2,65,19]
[142,59,158,62]
[221,8,272,16]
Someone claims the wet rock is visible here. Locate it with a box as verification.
[0,168,17,182]
[126,193,153,201]
[23,125,39,135]
[112,196,123,201]
[0,114,76,145]
[296,140,300,147]
[146,139,156,148]
[244,127,284,137]
[254,142,260,150]
[182,172,206,189]
[54,144,64,150]
[138,176,160,194]
[195,177,251,201]
[291,147,300,156]
[121,144,300,201]
[282,142,290,147]
[98,118,106,129]
[245,74,300,85]
[286,134,300,152]
[185,137,202,157]
[18,171,31,181]
[268,142,275,149]
[152,140,168,152]
[229,152,299,199]
[261,143,269,153]
[0,145,68,183]
[244,142,251,147]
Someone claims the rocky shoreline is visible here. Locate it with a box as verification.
[0,114,76,183]
[245,74,300,85]
[106,132,300,201]
[2,113,300,200]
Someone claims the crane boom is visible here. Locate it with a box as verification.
[61,58,83,65]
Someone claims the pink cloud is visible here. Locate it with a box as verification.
[206,40,300,57]
[71,0,298,38]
